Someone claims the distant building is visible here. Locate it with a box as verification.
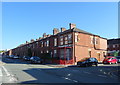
[107,38,120,56]
[4,23,107,65]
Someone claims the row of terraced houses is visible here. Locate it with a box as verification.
[4,23,108,65]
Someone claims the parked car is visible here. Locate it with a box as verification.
[77,57,98,67]
[9,55,14,58]
[6,55,10,58]
[30,56,43,64]
[13,55,19,59]
[103,56,117,64]
[116,57,120,63]
[23,56,31,61]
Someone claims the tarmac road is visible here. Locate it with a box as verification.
[1,55,120,84]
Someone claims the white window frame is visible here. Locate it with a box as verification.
[54,38,57,46]
[60,36,63,45]
[47,40,49,47]
[75,33,78,42]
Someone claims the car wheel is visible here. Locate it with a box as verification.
[109,62,112,64]
[85,64,88,67]
[115,62,117,64]
[95,63,98,66]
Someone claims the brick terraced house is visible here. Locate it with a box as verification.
[107,38,120,56]
[5,23,107,65]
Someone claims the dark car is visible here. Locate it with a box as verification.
[23,56,31,61]
[77,57,98,67]
[9,55,14,59]
[116,57,120,63]
[30,56,43,64]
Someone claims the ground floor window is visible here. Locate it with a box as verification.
[60,48,72,60]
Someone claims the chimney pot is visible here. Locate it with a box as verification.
[53,28,59,35]
[61,27,66,32]
[69,23,76,29]
[43,33,47,38]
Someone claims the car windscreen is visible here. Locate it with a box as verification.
[88,58,97,61]
[34,57,40,60]
[116,57,120,59]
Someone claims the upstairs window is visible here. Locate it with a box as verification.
[36,42,38,48]
[41,41,43,47]
[95,37,99,44]
[54,38,57,46]
[46,40,49,47]
[44,41,47,47]
[68,34,72,43]
[90,36,94,44]
[75,33,78,42]
[64,36,68,44]
[60,36,63,45]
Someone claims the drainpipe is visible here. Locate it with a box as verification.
[73,32,75,65]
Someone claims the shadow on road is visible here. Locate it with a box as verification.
[20,65,120,84]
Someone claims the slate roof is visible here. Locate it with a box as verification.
[108,38,120,44]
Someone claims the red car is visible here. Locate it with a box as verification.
[103,56,117,64]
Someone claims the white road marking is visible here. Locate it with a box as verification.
[2,66,10,76]
[0,68,2,76]
[84,72,91,74]
[62,77,78,83]
[98,75,107,77]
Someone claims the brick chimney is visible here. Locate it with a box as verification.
[26,41,29,44]
[53,28,59,35]
[43,33,47,38]
[39,37,43,40]
[47,34,51,37]
[61,27,66,32]
[36,39,39,41]
[31,39,34,42]
[69,23,76,29]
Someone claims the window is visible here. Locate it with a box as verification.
[64,36,68,44]
[60,49,64,59]
[41,41,43,47]
[60,36,63,45]
[47,40,49,47]
[44,41,46,47]
[54,38,57,46]
[75,33,78,42]
[113,45,115,48]
[33,44,35,48]
[41,51,43,53]
[95,37,98,44]
[54,50,57,57]
[68,34,72,43]
[90,36,93,44]
[47,50,49,53]
[36,42,38,48]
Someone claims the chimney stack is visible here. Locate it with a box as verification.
[43,33,47,38]
[69,23,76,29]
[39,37,43,40]
[47,34,51,37]
[61,27,66,32]
[31,39,34,42]
[26,41,29,44]
[53,28,59,35]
